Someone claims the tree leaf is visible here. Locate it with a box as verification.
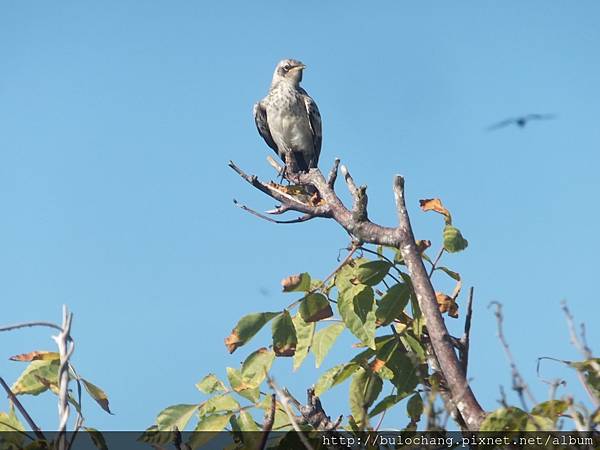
[530,400,569,422]
[226,367,260,402]
[312,323,345,368]
[198,394,240,417]
[354,260,392,286]
[406,393,423,422]
[299,293,333,322]
[292,313,315,371]
[443,225,468,253]
[480,407,529,431]
[188,414,231,448]
[11,360,59,396]
[281,273,311,292]
[83,428,108,450]
[272,310,297,356]
[368,392,411,418]
[224,312,279,354]
[196,374,226,394]
[81,379,113,414]
[237,410,261,432]
[375,283,411,326]
[436,266,461,281]
[338,284,376,350]
[156,404,198,431]
[314,363,360,396]
[419,198,452,224]
[241,347,275,388]
[349,368,382,428]
[9,351,60,362]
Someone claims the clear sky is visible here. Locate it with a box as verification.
[1,1,599,431]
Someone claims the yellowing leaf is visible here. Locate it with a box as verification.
[299,293,333,322]
[82,379,113,414]
[9,351,60,362]
[292,313,315,371]
[11,360,59,396]
[281,273,311,292]
[156,403,198,431]
[272,310,297,356]
[188,413,231,448]
[226,367,260,402]
[241,347,275,388]
[196,374,226,394]
[224,312,279,354]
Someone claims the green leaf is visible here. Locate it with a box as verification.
[436,266,461,281]
[226,367,260,402]
[299,293,333,322]
[570,359,600,397]
[338,284,376,349]
[349,368,382,428]
[281,273,311,292]
[83,427,108,450]
[241,348,275,388]
[334,262,356,293]
[196,374,227,394]
[375,283,410,326]
[272,310,297,356]
[443,225,468,253]
[81,379,113,414]
[368,392,411,418]
[237,410,261,432]
[11,360,60,396]
[156,404,198,431]
[406,393,423,422]
[400,333,427,362]
[314,363,360,396]
[292,314,315,371]
[530,400,569,422]
[480,407,529,431]
[0,409,25,447]
[355,260,392,286]
[199,394,240,417]
[224,312,280,354]
[137,426,173,446]
[385,350,419,393]
[188,414,231,448]
[312,323,345,368]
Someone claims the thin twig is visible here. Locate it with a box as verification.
[233,199,315,224]
[427,247,445,278]
[489,301,536,409]
[327,158,340,188]
[258,394,277,450]
[0,321,62,333]
[0,377,46,440]
[459,287,474,375]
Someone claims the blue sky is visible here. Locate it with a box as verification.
[1,1,599,431]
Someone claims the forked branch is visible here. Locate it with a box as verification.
[230,159,485,430]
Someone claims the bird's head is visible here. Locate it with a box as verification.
[272,59,306,86]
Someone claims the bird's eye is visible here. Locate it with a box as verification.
[283,64,291,72]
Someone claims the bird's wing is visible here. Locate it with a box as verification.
[300,90,322,167]
[253,100,278,152]
[525,113,557,121]
[485,118,516,131]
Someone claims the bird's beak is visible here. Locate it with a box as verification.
[292,64,306,71]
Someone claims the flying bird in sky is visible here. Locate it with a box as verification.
[254,59,322,175]
[486,113,557,131]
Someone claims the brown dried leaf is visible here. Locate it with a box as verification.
[370,359,386,373]
[419,198,452,224]
[435,292,459,318]
[281,273,311,292]
[9,351,60,362]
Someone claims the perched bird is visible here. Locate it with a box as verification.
[254,59,322,175]
[486,113,556,131]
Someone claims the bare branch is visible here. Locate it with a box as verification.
[0,376,45,440]
[460,287,474,375]
[489,301,536,409]
[0,321,62,333]
[233,200,315,224]
[53,305,74,450]
[258,394,277,450]
[327,158,340,188]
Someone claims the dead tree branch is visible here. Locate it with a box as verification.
[230,160,485,430]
